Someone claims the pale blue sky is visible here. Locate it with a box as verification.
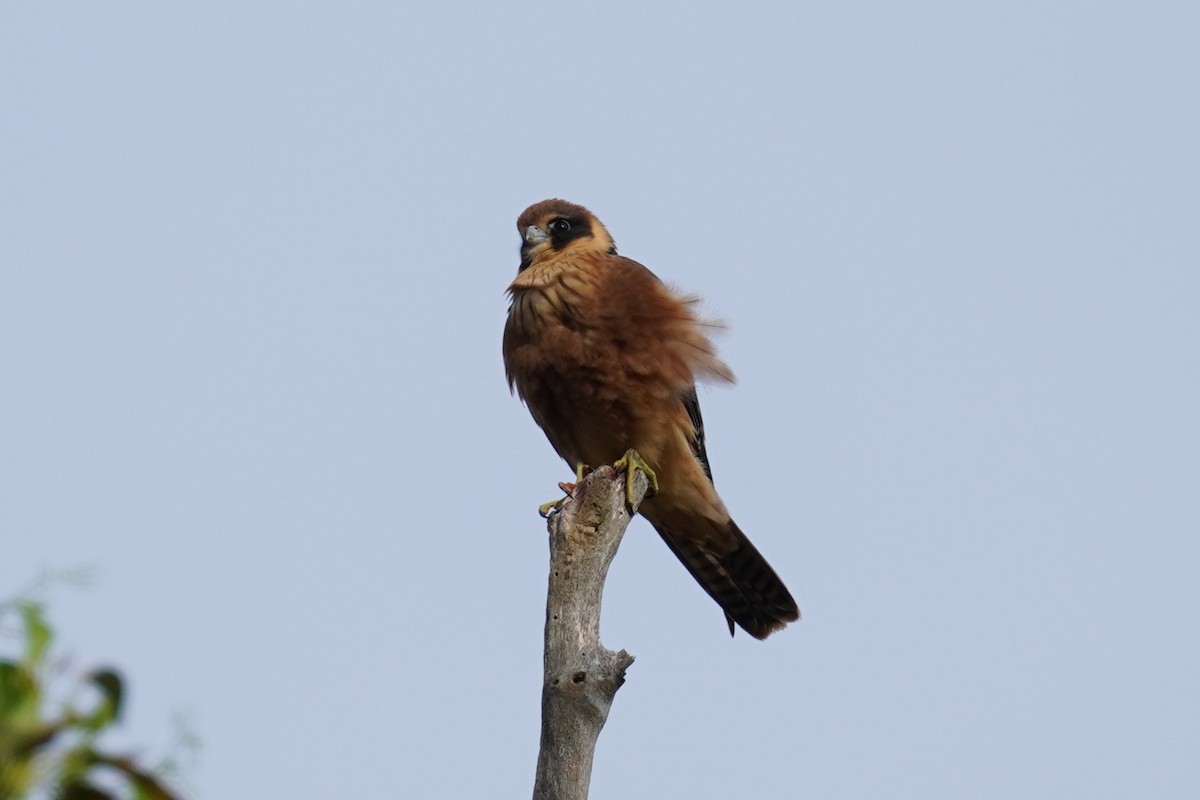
[3,3,1197,798]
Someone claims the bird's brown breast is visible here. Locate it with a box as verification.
[503,248,732,490]
[504,253,647,467]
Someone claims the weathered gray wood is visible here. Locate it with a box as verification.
[532,465,648,800]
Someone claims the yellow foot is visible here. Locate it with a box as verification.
[538,463,591,518]
[538,498,564,518]
[613,448,659,508]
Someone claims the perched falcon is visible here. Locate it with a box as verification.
[503,199,799,639]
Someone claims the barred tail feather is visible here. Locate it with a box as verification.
[652,519,799,639]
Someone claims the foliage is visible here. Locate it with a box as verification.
[0,597,183,800]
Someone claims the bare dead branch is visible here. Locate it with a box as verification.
[532,465,649,800]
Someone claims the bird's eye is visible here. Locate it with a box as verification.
[549,218,571,234]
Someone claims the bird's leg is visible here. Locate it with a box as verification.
[538,463,590,518]
[613,449,659,509]
[557,462,590,495]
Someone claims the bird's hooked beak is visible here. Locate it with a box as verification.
[517,224,550,273]
[524,225,549,245]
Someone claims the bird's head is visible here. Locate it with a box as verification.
[516,199,616,272]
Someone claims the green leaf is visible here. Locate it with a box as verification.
[19,602,53,667]
[0,660,39,723]
[0,660,22,713]
[1,757,38,800]
[78,668,124,732]
[89,670,123,721]
[57,744,100,784]
[58,781,116,800]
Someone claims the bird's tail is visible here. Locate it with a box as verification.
[649,516,799,639]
